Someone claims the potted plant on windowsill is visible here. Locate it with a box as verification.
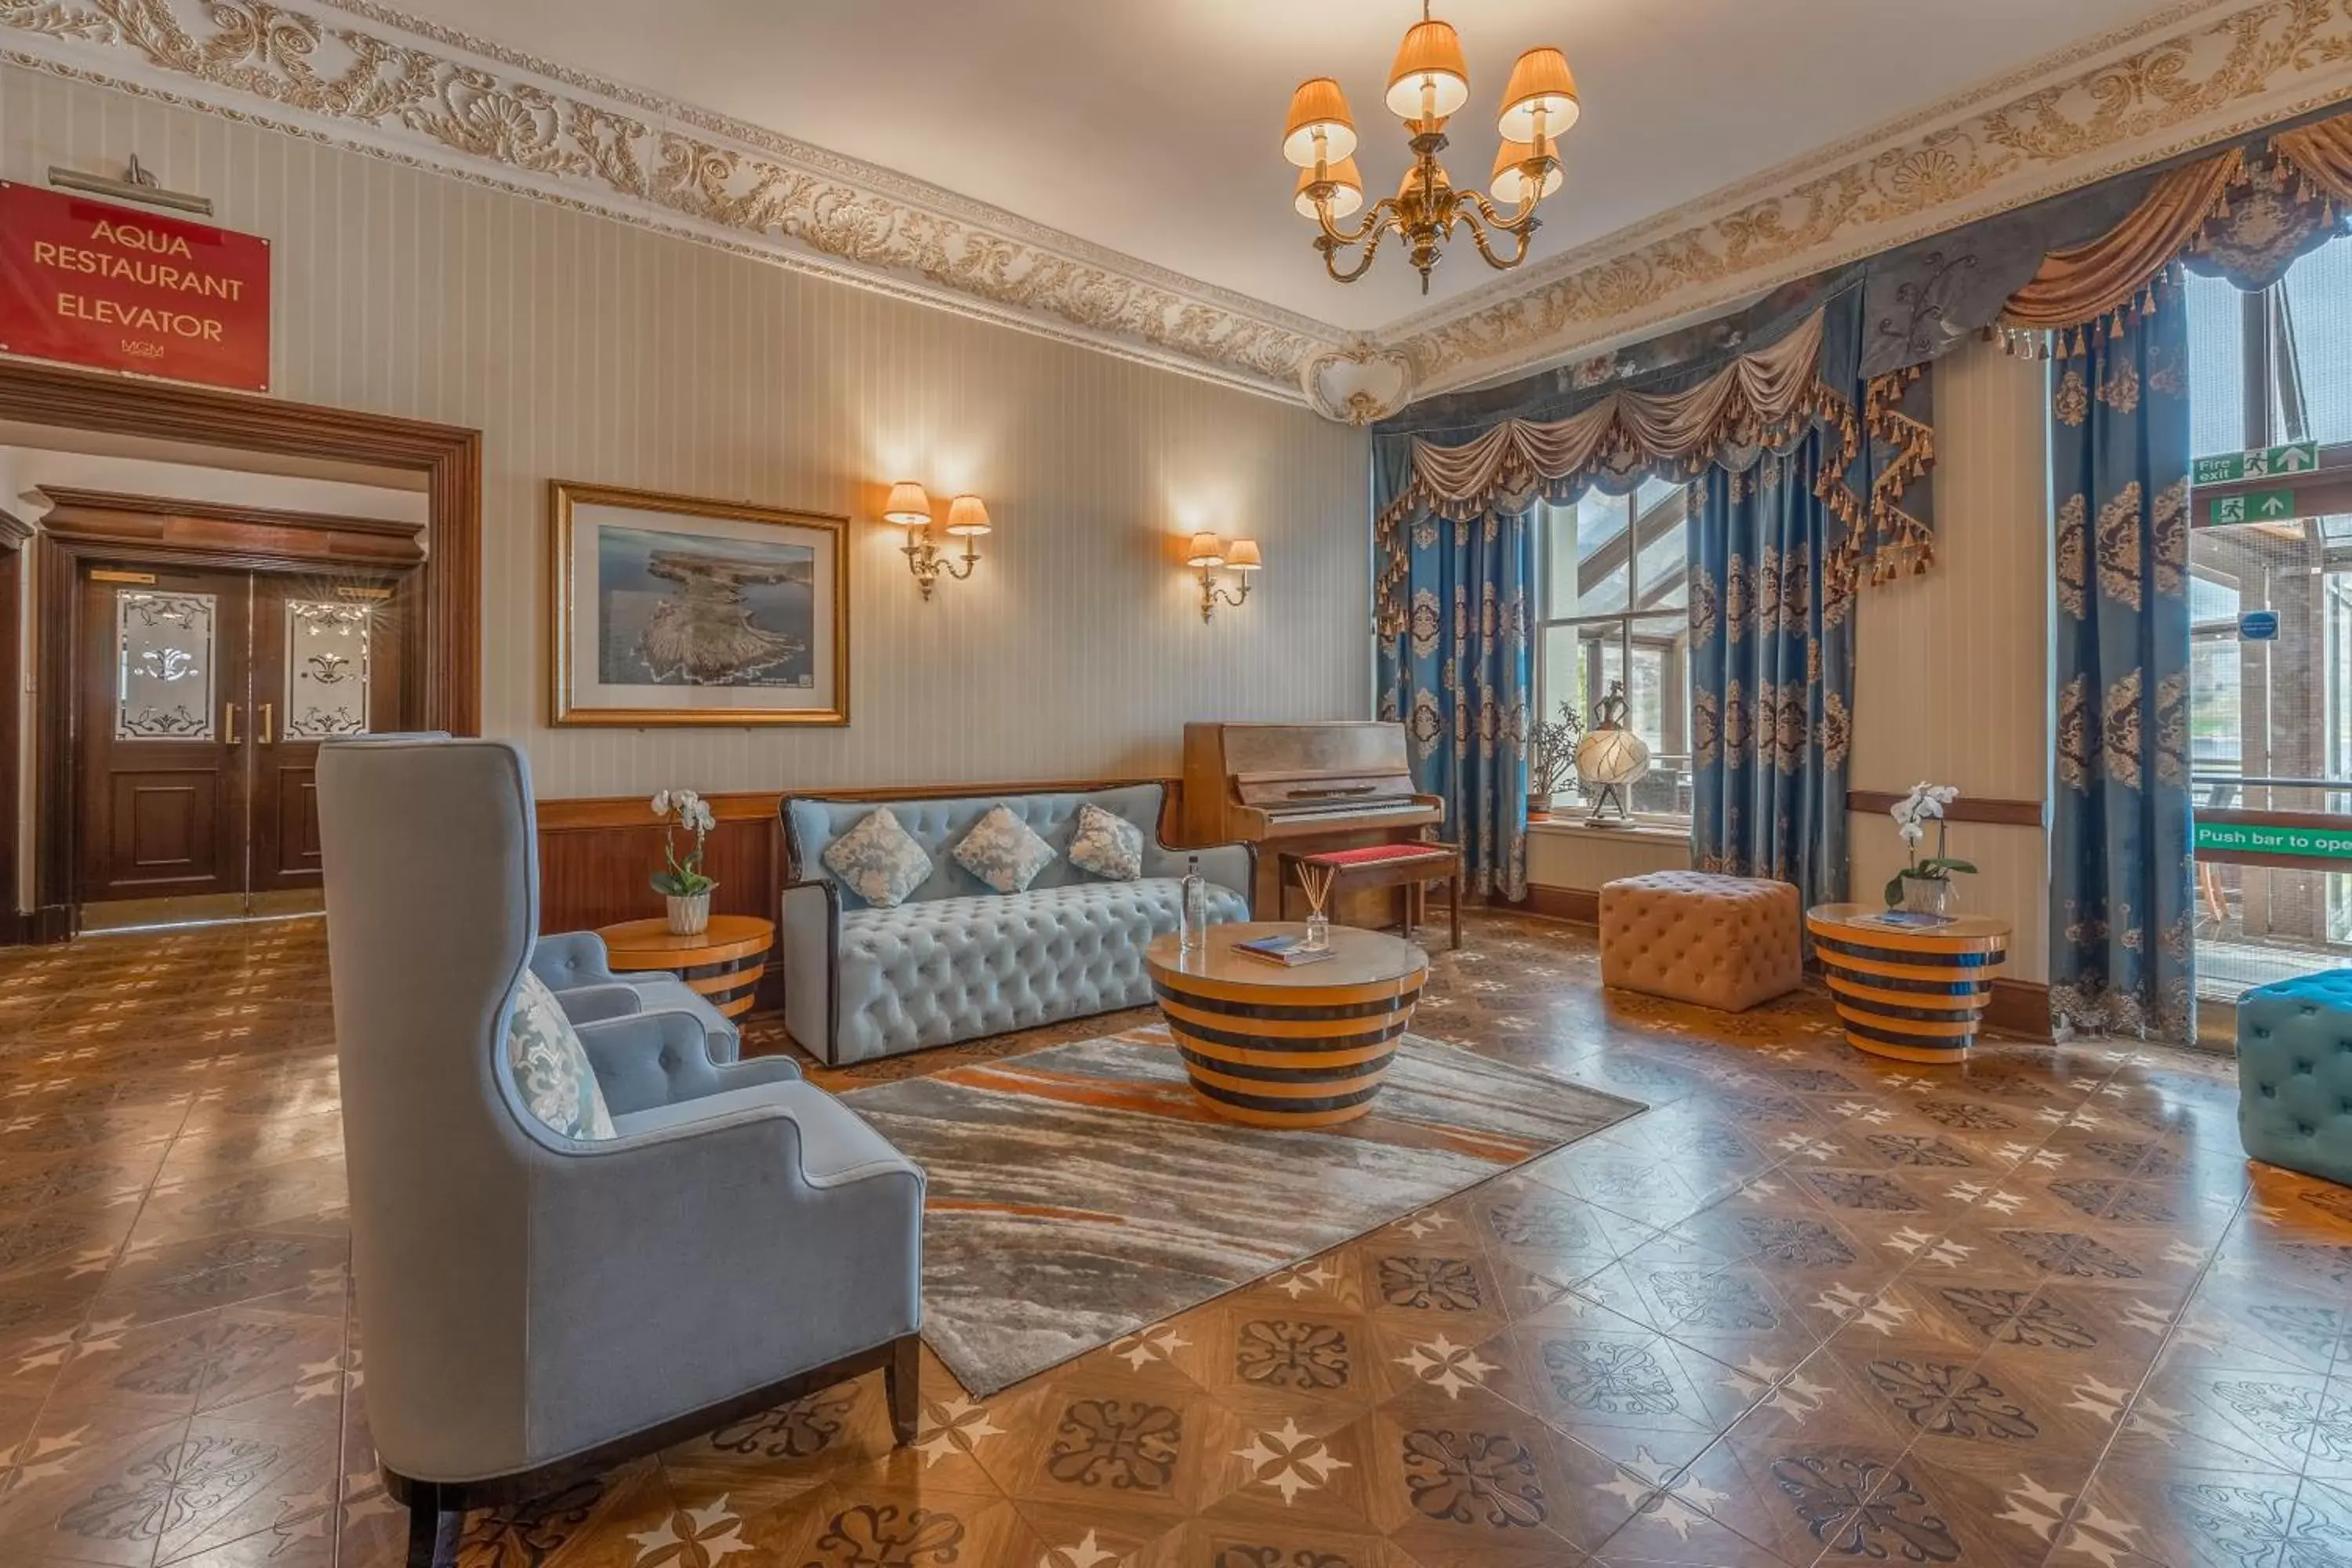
[651,788,718,935]
[1526,699,1584,819]
[1885,782,1976,918]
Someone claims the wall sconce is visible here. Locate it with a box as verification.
[1187,532,1263,622]
[883,481,990,601]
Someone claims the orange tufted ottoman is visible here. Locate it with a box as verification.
[1599,870,1802,1012]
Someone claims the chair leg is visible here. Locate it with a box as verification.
[884,1333,920,1446]
[404,1488,461,1568]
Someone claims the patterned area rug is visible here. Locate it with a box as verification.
[840,1025,1643,1396]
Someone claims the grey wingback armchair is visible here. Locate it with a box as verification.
[316,737,924,1567]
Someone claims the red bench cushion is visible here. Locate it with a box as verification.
[1299,844,1457,868]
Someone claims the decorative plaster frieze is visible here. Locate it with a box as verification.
[2,0,2350,417]
[1392,0,2352,396]
[0,0,1343,399]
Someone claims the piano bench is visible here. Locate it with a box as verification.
[1280,843,1462,951]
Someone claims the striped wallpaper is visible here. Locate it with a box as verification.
[1853,338,2053,982]
[0,64,1372,800]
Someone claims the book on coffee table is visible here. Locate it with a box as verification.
[1232,933,1336,967]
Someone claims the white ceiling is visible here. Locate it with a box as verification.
[394,0,2194,332]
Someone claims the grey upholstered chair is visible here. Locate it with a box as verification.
[315,736,924,1567]
[530,930,744,1063]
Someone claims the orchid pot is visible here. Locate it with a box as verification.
[651,787,719,935]
[1884,782,1976,915]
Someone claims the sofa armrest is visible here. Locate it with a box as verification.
[554,982,644,1026]
[532,930,620,989]
[575,1007,804,1115]
[1145,838,1254,906]
[780,879,841,1066]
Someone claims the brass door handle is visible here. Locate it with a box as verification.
[259,702,273,746]
[223,702,238,745]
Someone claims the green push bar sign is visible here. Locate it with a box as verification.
[2196,819,2352,862]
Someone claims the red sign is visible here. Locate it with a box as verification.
[0,183,270,391]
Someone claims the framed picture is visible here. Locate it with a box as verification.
[549,481,848,727]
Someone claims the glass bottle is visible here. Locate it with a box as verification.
[1179,855,1207,955]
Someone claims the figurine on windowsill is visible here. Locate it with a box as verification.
[1576,682,1652,826]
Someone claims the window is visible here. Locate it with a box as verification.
[2185,234,2352,1004]
[1534,477,1693,819]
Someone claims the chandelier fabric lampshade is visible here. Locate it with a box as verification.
[943,495,992,537]
[882,481,932,527]
[1294,157,1365,220]
[1185,532,1225,568]
[1490,137,1563,205]
[1497,46,1580,142]
[1385,18,1470,121]
[1282,78,1359,168]
[1225,539,1263,572]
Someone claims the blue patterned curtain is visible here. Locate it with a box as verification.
[1374,443,1534,898]
[2049,302,2195,1042]
[1690,430,1854,908]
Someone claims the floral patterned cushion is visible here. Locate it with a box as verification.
[953,804,1057,895]
[1067,801,1145,881]
[506,970,615,1141]
[822,807,935,909]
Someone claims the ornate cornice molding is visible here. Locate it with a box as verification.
[1392,0,2352,396]
[0,0,1345,400]
[3,0,2350,416]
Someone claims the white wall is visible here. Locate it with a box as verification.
[1852,338,2052,982]
[0,64,1372,802]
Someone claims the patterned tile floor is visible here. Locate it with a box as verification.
[0,912,2349,1566]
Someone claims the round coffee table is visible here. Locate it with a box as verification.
[1145,922,1429,1128]
[1806,903,2011,1064]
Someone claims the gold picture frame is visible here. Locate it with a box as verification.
[549,480,850,727]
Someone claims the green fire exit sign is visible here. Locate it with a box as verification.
[2195,820,2352,862]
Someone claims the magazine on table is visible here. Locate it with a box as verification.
[1233,933,1335,967]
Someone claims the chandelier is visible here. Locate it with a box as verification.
[1281,5,1577,292]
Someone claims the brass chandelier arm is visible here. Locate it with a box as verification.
[1316,195,1400,284]
[1457,191,1542,271]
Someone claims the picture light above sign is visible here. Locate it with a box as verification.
[0,180,270,392]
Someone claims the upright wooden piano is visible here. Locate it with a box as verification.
[1180,720,1445,916]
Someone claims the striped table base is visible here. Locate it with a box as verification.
[1147,926,1428,1128]
[598,916,775,1021]
[1806,905,2009,1065]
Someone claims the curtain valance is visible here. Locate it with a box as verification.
[1380,308,1835,526]
[2001,104,2352,340]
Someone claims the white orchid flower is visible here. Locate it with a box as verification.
[676,789,701,809]
[651,789,670,817]
[1899,819,1925,844]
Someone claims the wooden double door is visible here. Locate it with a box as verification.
[75,560,416,909]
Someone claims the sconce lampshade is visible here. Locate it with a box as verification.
[1282,78,1359,168]
[1294,157,1365,220]
[1385,16,1470,122]
[1497,46,1581,142]
[1490,136,1563,205]
[943,495,992,537]
[1225,539,1263,572]
[1185,532,1226,568]
[882,481,932,527]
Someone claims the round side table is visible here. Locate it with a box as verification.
[1806,903,2011,1064]
[597,914,775,1020]
[1145,922,1428,1128]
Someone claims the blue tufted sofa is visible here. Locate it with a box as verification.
[779,782,1254,1065]
[2237,969,2352,1188]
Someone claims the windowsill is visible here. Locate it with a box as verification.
[1527,815,1690,843]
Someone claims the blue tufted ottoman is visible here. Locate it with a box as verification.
[2238,970,2352,1187]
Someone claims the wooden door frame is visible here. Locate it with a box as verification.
[33,484,442,939]
[0,361,478,940]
